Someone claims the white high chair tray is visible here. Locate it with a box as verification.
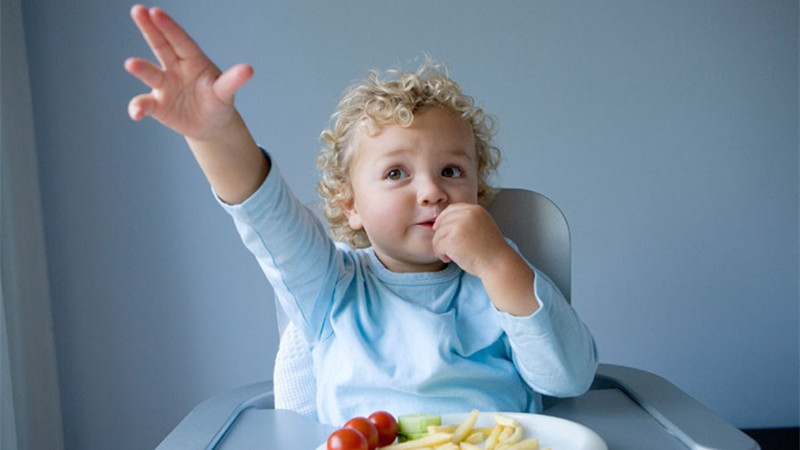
[158,365,760,450]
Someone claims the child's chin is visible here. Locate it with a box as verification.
[402,256,447,273]
[415,257,449,272]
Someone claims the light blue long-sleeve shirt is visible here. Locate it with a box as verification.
[220,159,598,425]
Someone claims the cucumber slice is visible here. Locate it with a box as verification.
[397,432,430,442]
[397,413,442,436]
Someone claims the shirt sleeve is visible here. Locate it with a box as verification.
[215,154,341,343]
[496,266,599,398]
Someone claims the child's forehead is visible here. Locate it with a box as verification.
[350,115,475,160]
[359,106,470,136]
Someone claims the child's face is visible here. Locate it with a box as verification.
[343,107,479,273]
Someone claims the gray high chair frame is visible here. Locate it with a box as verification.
[157,188,759,450]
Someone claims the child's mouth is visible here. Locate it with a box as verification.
[417,211,441,228]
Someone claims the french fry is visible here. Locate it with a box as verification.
[498,425,523,446]
[493,414,521,428]
[470,427,494,437]
[381,432,453,449]
[497,438,539,450]
[497,426,513,443]
[484,424,503,450]
[428,425,458,433]
[434,443,459,450]
[463,431,484,444]
[459,442,483,450]
[450,409,480,443]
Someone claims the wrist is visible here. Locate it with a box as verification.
[186,110,250,147]
[476,244,522,282]
[184,113,268,204]
[479,248,539,316]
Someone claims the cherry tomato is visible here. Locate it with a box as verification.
[344,417,379,450]
[368,411,398,447]
[327,427,367,450]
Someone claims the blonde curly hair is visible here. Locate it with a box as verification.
[317,59,501,248]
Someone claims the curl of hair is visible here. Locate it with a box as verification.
[317,58,501,248]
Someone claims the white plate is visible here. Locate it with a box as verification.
[316,411,607,450]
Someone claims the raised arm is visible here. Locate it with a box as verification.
[125,5,267,204]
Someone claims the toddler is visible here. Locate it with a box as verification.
[126,5,598,426]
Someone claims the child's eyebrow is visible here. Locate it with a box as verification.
[444,147,475,158]
[438,147,477,163]
[377,146,475,159]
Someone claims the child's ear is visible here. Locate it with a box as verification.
[340,199,364,231]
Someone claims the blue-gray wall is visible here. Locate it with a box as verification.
[20,1,799,449]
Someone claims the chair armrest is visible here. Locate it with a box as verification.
[593,364,759,450]
[156,381,275,450]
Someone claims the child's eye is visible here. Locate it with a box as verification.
[441,166,463,178]
[385,168,408,180]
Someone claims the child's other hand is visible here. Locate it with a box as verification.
[433,203,538,316]
[125,5,253,140]
[431,203,510,277]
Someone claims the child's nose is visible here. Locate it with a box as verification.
[417,177,447,205]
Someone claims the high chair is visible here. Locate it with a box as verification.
[157,188,759,450]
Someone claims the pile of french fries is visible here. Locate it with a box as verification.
[379,409,548,450]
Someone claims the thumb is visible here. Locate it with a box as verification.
[213,63,254,104]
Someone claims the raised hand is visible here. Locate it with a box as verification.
[125,5,267,204]
[125,5,253,140]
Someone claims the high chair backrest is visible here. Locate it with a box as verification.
[484,188,571,303]
[272,188,571,419]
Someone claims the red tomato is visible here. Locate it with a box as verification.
[368,411,398,447]
[344,417,379,450]
[327,427,367,450]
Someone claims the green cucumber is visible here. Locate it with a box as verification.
[397,413,442,436]
[397,432,430,442]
